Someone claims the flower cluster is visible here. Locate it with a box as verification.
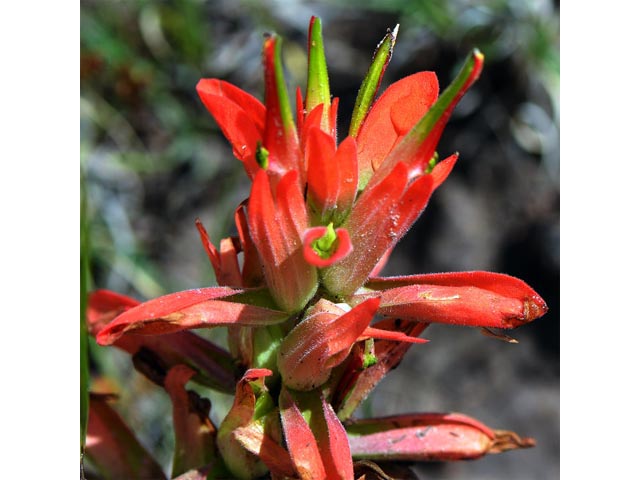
[86,17,547,479]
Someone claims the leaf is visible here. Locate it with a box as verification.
[361,271,548,329]
[279,388,327,480]
[85,394,167,479]
[165,365,220,477]
[96,286,290,345]
[88,289,239,393]
[347,412,535,461]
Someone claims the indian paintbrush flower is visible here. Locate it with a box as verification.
[88,15,548,479]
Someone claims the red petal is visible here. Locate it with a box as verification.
[303,226,353,268]
[356,72,439,185]
[306,126,338,215]
[307,129,358,225]
[197,79,265,130]
[95,287,289,345]
[248,169,317,312]
[196,79,264,178]
[279,388,327,480]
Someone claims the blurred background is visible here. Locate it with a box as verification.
[81,0,559,478]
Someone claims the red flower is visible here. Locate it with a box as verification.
[92,15,549,478]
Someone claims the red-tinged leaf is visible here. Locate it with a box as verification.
[358,327,427,344]
[303,226,353,268]
[278,298,380,391]
[263,35,301,175]
[235,203,264,288]
[85,394,166,479]
[322,162,409,297]
[248,169,317,312]
[233,421,297,478]
[347,413,534,461]
[165,365,220,477]
[356,72,439,189]
[364,271,548,327]
[195,219,243,287]
[218,369,273,479]
[318,396,354,480]
[196,79,264,178]
[279,388,327,480]
[96,286,290,346]
[88,290,238,393]
[334,319,427,421]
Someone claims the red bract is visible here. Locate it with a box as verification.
[90,15,549,479]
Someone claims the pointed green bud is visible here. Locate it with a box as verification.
[312,222,337,259]
[306,16,331,131]
[349,24,399,138]
[256,141,269,169]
